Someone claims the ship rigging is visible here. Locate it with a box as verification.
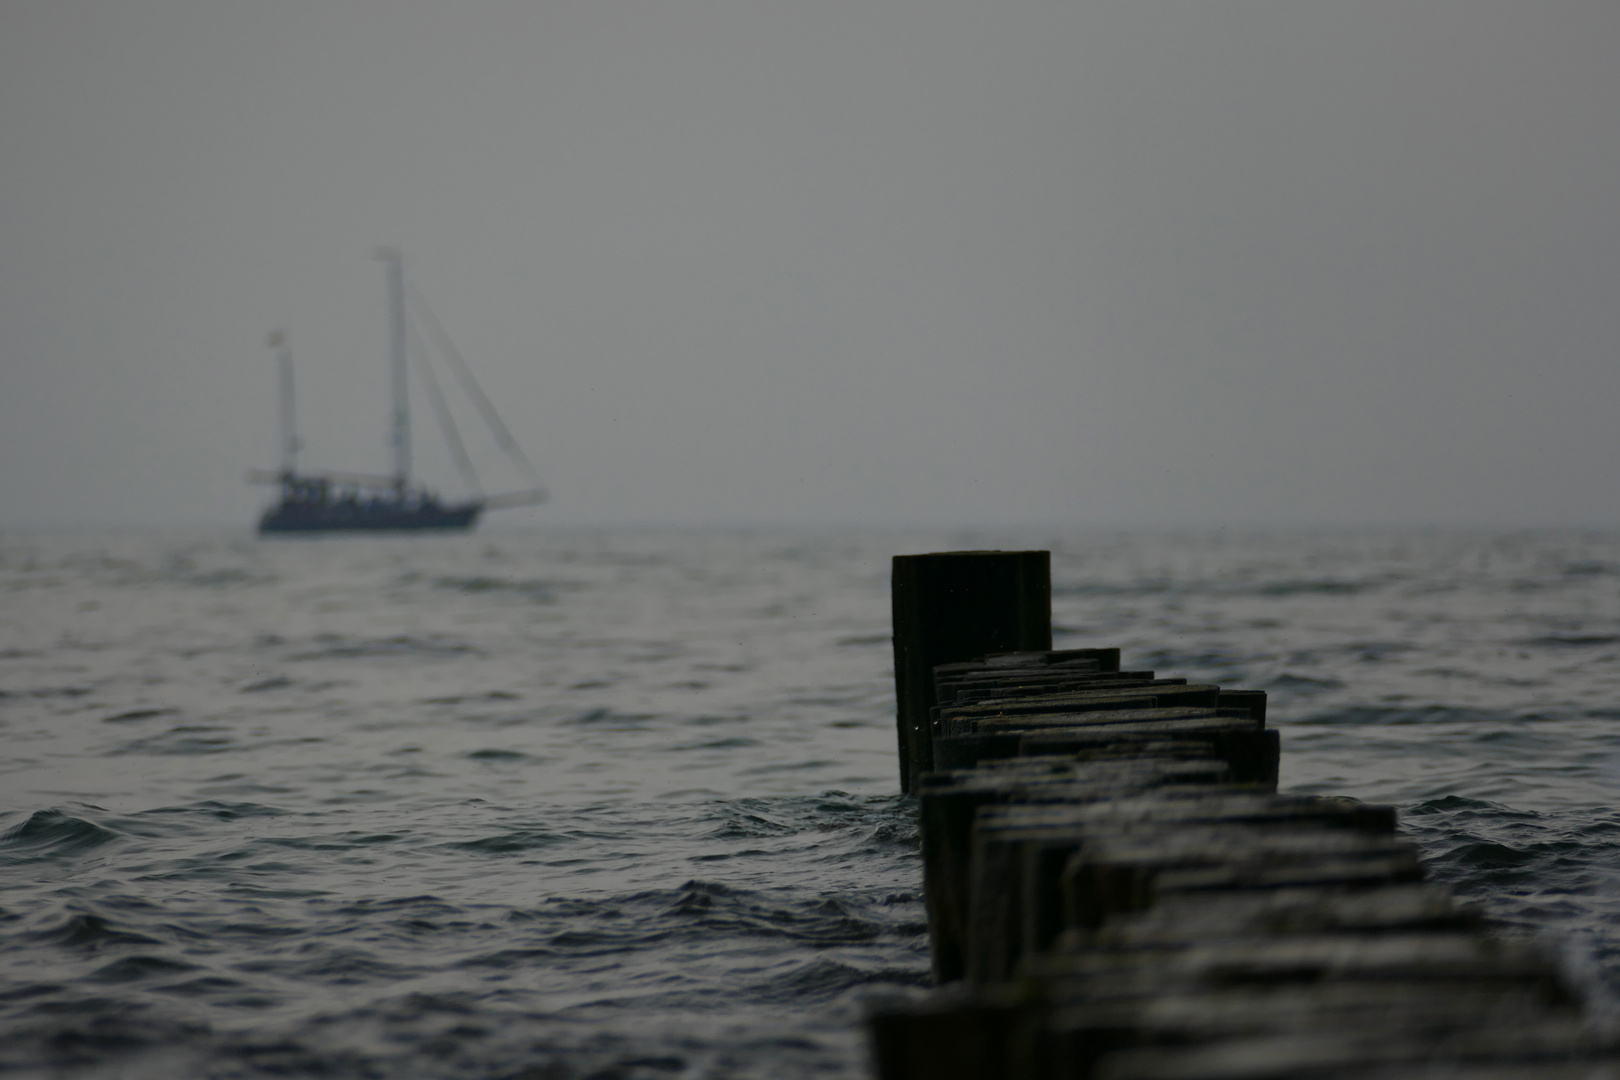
[250,249,546,533]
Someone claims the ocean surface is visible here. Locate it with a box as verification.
[3,527,1620,1078]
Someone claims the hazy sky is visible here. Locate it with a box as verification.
[3,1,1616,528]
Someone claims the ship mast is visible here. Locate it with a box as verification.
[376,246,409,490]
[267,330,299,477]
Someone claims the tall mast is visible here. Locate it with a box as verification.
[267,330,299,477]
[375,246,409,488]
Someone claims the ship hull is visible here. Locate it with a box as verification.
[259,501,481,533]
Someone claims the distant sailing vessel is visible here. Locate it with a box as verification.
[251,249,546,533]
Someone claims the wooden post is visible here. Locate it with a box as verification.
[868,641,1595,1078]
[891,551,1051,793]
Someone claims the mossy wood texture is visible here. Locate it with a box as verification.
[867,571,1609,1078]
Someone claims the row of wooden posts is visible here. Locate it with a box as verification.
[868,550,1611,1079]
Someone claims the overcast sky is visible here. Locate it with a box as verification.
[2,1,1616,529]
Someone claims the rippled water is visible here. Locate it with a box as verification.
[3,527,1619,1077]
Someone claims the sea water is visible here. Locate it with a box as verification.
[2,527,1619,1078]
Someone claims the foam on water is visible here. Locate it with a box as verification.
[3,527,1620,1075]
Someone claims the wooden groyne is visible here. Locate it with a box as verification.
[868,550,1612,1080]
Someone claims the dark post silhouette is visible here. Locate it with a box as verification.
[891,550,1052,792]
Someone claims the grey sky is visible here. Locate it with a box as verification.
[2,2,1616,528]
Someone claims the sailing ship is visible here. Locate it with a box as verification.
[251,249,546,533]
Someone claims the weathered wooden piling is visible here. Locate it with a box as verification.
[867,550,1615,1080]
[892,551,1054,793]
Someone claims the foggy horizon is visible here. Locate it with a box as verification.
[4,2,1617,531]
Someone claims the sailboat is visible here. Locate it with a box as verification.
[250,248,546,533]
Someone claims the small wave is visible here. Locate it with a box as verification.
[191,778,297,798]
[0,981,63,1004]
[1407,795,1516,815]
[157,975,248,997]
[454,945,562,970]
[1401,800,1620,903]
[137,800,288,822]
[240,676,293,693]
[89,955,200,983]
[567,707,655,729]
[78,553,275,591]
[102,708,176,724]
[749,957,930,1005]
[676,737,759,752]
[111,725,236,756]
[32,913,160,951]
[332,895,462,918]
[1293,704,1512,728]
[655,879,744,915]
[707,807,796,840]
[447,829,567,855]
[1447,840,1541,871]
[760,791,911,830]
[179,567,266,588]
[1,809,119,859]
[1262,673,1344,693]
[22,685,93,699]
[1138,648,1251,671]
[1339,640,1416,663]
[422,690,521,705]
[1520,633,1620,649]
[1252,579,1373,597]
[864,820,919,848]
[233,945,421,986]
[1,1000,210,1064]
[742,759,839,775]
[432,575,580,603]
[286,635,481,661]
[1053,581,1175,598]
[621,880,896,947]
[1054,577,1383,599]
